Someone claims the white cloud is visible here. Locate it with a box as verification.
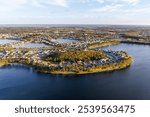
[124,6,150,13]
[31,0,44,7]
[77,0,91,3]
[0,0,141,13]
[91,0,141,13]
[91,4,123,12]
[96,0,105,3]
[31,0,68,7]
[95,0,140,5]
[0,0,27,11]
[121,0,140,5]
[0,0,149,25]
[0,0,68,12]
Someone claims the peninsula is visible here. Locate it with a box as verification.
[0,26,136,74]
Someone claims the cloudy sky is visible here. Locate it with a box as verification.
[0,0,150,25]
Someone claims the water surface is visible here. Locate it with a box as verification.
[0,43,150,100]
[16,43,50,48]
[0,39,18,45]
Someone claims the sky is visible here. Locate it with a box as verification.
[0,0,150,25]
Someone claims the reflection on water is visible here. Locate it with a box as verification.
[16,43,50,48]
[0,44,150,100]
[0,39,18,45]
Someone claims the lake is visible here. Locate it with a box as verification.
[0,52,3,56]
[0,39,18,45]
[0,43,150,100]
[16,43,50,48]
[54,39,79,44]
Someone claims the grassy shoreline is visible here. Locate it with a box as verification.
[0,41,133,75]
[45,57,133,75]
[0,56,133,75]
[88,40,120,49]
[0,60,9,67]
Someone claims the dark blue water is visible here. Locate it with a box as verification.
[0,43,150,100]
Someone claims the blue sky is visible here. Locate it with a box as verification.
[0,0,150,24]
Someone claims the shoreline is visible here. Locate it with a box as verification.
[88,40,120,49]
[0,56,133,75]
[0,41,133,75]
[39,56,133,75]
